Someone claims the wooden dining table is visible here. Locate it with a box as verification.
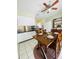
[33,33,59,59]
[33,34,55,47]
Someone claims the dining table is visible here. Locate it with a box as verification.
[33,33,58,59]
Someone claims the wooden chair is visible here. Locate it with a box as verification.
[51,29,62,53]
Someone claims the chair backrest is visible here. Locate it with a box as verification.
[48,34,58,50]
[50,29,62,50]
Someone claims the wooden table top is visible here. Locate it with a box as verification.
[33,34,54,46]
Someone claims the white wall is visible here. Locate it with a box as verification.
[17,16,36,26]
[43,20,53,32]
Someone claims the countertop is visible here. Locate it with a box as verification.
[17,31,36,43]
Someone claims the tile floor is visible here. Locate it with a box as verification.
[18,39,61,59]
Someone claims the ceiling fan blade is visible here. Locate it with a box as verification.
[41,0,59,12]
[43,3,50,8]
[52,8,58,10]
[51,0,59,6]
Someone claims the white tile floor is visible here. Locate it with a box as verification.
[18,39,61,59]
[18,39,38,59]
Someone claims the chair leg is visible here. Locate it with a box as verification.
[40,47,47,59]
[55,47,57,59]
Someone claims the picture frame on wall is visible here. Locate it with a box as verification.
[53,17,62,29]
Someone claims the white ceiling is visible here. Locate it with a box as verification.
[17,0,62,22]
[17,0,48,17]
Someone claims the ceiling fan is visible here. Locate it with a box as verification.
[41,0,59,12]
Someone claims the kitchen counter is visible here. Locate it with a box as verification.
[17,31,36,43]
